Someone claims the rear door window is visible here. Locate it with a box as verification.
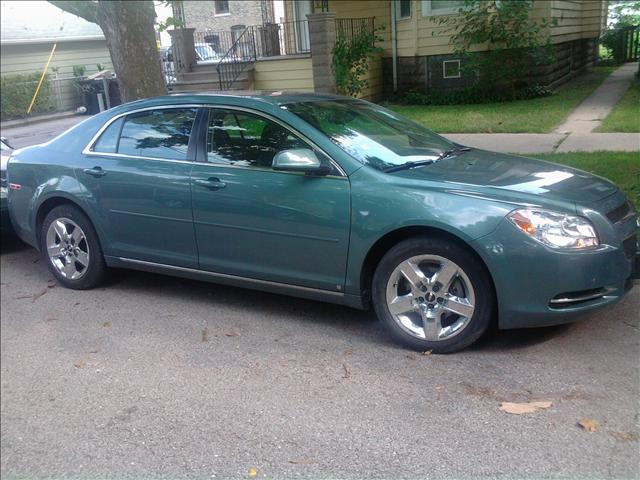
[94,108,197,160]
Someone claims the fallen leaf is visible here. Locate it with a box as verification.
[343,348,353,356]
[201,327,209,342]
[73,361,85,369]
[609,431,639,441]
[103,321,111,328]
[248,467,258,478]
[499,401,552,415]
[578,419,599,432]
[225,331,240,337]
[289,459,314,465]
[342,363,350,379]
[422,350,432,356]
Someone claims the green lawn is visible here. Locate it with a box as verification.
[531,151,640,207]
[387,67,616,134]
[596,82,640,133]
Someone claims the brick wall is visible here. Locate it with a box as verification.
[182,1,264,33]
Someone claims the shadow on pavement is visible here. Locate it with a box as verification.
[0,233,30,255]
[108,268,572,353]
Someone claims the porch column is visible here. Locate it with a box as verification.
[307,12,337,94]
[168,28,196,74]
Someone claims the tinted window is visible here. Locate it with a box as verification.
[92,117,124,153]
[117,108,197,160]
[206,108,307,168]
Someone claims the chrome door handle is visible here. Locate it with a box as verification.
[195,178,227,190]
[83,167,107,177]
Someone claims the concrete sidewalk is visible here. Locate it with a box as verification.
[443,132,639,154]
[446,63,640,154]
[554,62,638,134]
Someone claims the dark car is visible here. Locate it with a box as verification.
[6,93,639,352]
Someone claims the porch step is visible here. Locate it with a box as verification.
[191,61,255,74]
[178,69,251,83]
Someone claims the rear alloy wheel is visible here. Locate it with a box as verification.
[372,237,494,353]
[40,205,106,289]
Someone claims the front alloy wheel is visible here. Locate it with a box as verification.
[386,255,475,342]
[373,236,495,353]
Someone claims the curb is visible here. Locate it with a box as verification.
[0,111,80,130]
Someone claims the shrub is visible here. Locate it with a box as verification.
[435,0,556,100]
[401,84,552,106]
[1,72,55,120]
[333,26,384,97]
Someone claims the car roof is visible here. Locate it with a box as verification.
[122,91,356,110]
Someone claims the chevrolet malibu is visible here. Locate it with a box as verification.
[6,93,638,353]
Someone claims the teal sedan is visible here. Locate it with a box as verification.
[6,93,638,352]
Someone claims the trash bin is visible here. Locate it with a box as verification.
[77,77,121,115]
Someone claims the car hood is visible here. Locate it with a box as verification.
[390,149,618,204]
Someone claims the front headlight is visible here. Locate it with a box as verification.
[507,208,599,249]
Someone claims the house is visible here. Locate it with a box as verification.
[168,0,607,100]
[0,0,114,112]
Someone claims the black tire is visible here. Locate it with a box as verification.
[372,236,495,353]
[39,204,107,289]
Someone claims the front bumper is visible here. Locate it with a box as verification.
[472,217,637,329]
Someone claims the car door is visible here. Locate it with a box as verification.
[80,106,199,268]
[190,107,351,292]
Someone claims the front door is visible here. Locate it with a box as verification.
[190,107,350,291]
[293,0,311,52]
[80,107,199,268]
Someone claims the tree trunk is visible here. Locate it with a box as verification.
[98,1,166,102]
[50,1,166,102]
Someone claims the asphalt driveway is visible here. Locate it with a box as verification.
[1,235,638,479]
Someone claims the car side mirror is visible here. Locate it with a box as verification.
[272,149,330,175]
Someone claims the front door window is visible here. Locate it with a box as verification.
[206,108,308,168]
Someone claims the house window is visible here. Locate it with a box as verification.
[443,59,461,79]
[214,0,230,16]
[421,0,465,16]
[396,0,411,19]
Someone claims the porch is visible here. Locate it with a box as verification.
[166,15,382,100]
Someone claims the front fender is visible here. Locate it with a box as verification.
[344,166,515,296]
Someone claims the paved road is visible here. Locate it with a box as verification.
[1,235,638,479]
[1,116,87,149]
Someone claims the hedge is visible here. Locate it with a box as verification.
[1,72,56,120]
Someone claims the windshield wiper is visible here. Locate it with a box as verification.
[383,147,472,173]
[384,159,435,173]
[436,146,472,161]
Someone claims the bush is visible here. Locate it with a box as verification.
[1,72,55,120]
[401,84,552,106]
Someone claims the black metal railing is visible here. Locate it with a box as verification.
[216,26,257,90]
[253,20,311,58]
[335,17,376,43]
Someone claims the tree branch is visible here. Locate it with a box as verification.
[49,1,100,25]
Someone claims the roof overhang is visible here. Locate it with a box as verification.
[0,34,105,45]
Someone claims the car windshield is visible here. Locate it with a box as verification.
[285,100,455,171]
